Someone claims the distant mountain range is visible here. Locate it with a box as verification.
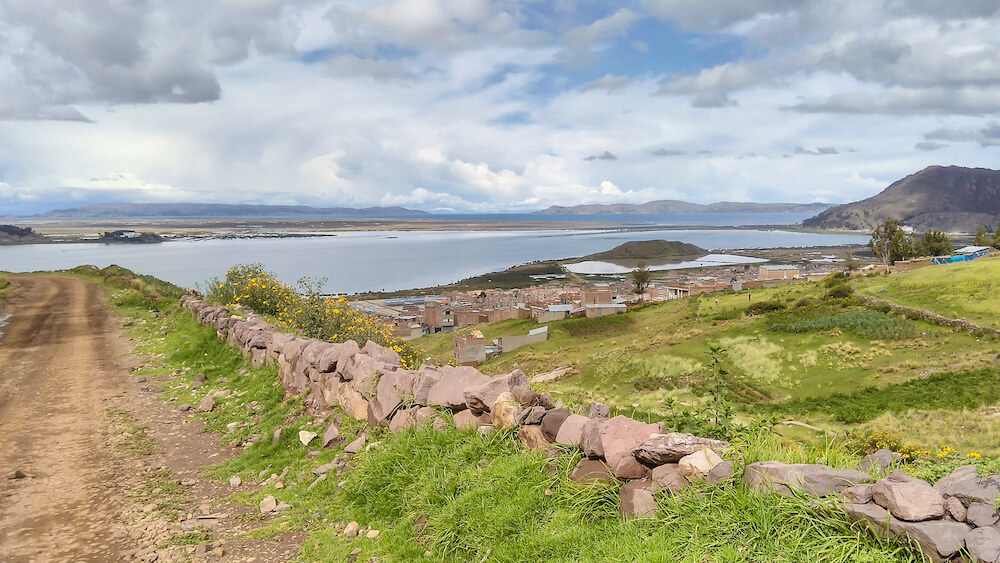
[534,200,832,215]
[24,203,431,219]
[802,166,1000,233]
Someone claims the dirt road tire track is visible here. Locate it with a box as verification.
[0,275,126,562]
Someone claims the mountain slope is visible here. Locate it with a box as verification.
[535,200,830,215]
[580,240,706,261]
[803,166,1000,233]
[29,203,430,219]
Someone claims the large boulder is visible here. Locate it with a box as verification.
[343,355,394,397]
[318,372,342,410]
[967,527,1000,563]
[490,392,520,429]
[362,340,401,366]
[871,471,945,522]
[599,416,665,480]
[858,449,897,474]
[518,425,550,452]
[389,407,418,433]
[934,467,1000,507]
[570,459,614,484]
[540,409,570,442]
[554,415,590,447]
[678,448,723,482]
[425,366,490,410]
[413,366,444,405]
[744,462,870,497]
[632,433,730,467]
[966,502,999,528]
[517,406,547,426]
[843,503,972,563]
[370,369,417,425]
[454,409,488,430]
[580,418,606,459]
[463,370,529,415]
[589,403,610,419]
[619,479,657,518]
[890,519,972,563]
[651,463,689,493]
[337,383,370,421]
[316,340,360,374]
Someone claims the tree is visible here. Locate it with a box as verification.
[842,250,860,272]
[975,226,991,246]
[630,262,652,303]
[921,229,953,257]
[869,218,909,265]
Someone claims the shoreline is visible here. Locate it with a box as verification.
[0,217,865,246]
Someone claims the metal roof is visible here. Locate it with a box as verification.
[760,265,800,270]
[955,246,991,254]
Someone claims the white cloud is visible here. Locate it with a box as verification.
[1,1,999,215]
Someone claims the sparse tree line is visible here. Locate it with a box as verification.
[869,218,955,265]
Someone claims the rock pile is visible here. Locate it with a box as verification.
[180,295,986,562]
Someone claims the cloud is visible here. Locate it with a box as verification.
[0,0,307,121]
[583,151,618,161]
[925,122,1000,148]
[648,3,1000,116]
[794,146,839,156]
[581,74,634,92]
[649,148,685,156]
[915,141,947,151]
[561,9,641,63]
[328,54,418,81]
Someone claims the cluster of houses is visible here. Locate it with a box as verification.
[352,263,846,348]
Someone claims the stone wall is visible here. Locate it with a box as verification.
[859,295,1000,337]
[179,295,1000,562]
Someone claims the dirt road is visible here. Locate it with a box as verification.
[0,275,126,562]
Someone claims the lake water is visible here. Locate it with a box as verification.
[0,227,869,294]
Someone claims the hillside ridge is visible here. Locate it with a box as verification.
[536,200,831,215]
[803,165,1000,233]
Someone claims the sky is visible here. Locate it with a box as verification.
[0,1,999,215]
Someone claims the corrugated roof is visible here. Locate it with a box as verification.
[760,265,800,270]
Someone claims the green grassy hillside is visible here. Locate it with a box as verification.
[856,257,1000,328]
[416,264,1000,454]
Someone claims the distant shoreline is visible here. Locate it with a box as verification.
[0,216,863,246]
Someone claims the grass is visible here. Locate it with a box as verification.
[72,265,931,562]
[560,313,636,336]
[0,271,12,301]
[298,425,916,563]
[763,368,1000,423]
[770,310,918,340]
[856,257,1000,327]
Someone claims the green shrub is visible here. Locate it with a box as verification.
[745,300,787,316]
[825,285,853,300]
[207,263,421,369]
[770,310,917,340]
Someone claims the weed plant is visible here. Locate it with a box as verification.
[206,262,420,368]
[770,310,917,340]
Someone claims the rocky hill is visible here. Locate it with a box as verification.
[536,200,830,215]
[0,224,44,244]
[803,166,1000,233]
[581,240,706,261]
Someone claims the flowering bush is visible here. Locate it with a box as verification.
[207,263,420,369]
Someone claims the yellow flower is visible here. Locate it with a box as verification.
[968,452,982,458]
